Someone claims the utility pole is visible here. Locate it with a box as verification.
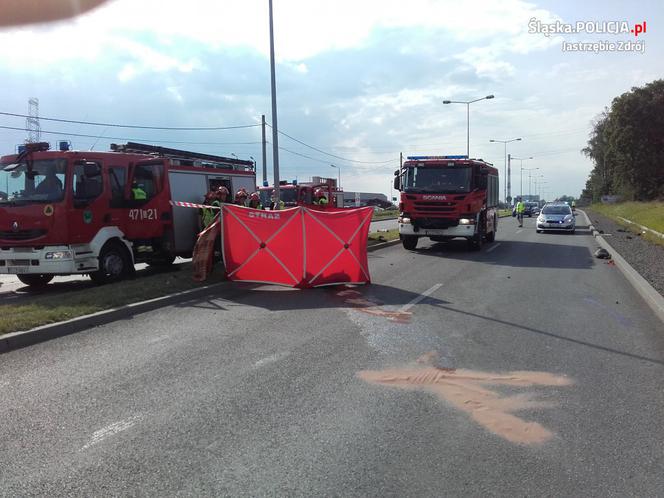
[400,151,403,168]
[507,154,512,203]
[261,114,267,186]
[26,97,40,143]
[268,0,280,208]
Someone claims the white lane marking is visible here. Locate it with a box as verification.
[81,416,141,450]
[398,283,443,313]
[515,229,523,234]
[485,242,501,253]
[254,352,289,368]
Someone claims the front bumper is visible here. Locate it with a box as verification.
[0,246,95,275]
[537,221,575,231]
[399,222,476,238]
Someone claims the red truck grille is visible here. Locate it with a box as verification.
[412,201,456,213]
[0,229,47,241]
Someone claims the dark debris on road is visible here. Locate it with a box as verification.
[588,209,664,298]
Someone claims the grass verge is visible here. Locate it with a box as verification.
[372,209,399,221]
[590,202,664,233]
[498,209,512,218]
[0,263,226,336]
[1,228,402,335]
[589,202,664,246]
[368,229,400,246]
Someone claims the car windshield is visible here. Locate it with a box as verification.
[542,205,571,215]
[404,166,471,193]
[259,187,297,206]
[0,159,67,204]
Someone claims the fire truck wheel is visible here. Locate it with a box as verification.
[17,274,54,288]
[486,221,496,243]
[468,234,483,251]
[90,242,130,285]
[401,235,418,250]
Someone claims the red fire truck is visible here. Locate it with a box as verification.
[393,155,499,250]
[258,178,343,209]
[0,141,255,287]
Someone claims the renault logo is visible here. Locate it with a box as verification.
[11,221,19,232]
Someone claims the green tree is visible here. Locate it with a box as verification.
[582,79,664,201]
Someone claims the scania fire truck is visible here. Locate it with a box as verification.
[393,155,499,250]
[0,141,255,287]
[258,178,343,209]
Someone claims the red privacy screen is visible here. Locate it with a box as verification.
[221,205,372,288]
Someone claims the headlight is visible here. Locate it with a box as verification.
[399,217,411,224]
[459,218,476,225]
[45,251,72,260]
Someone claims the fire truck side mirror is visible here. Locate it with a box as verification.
[393,175,401,191]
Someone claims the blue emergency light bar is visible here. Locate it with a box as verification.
[406,155,468,160]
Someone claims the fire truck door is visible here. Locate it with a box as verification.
[123,160,167,242]
[68,160,109,244]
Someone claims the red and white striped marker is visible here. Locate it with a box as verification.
[170,200,221,210]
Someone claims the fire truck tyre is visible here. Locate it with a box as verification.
[468,234,483,250]
[486,223,496,243]
[401,235,418,250]
[17,274,54,288]
[90,242,130,285]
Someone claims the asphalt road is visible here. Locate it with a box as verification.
[2,215,664,496]
[0,219,397,296]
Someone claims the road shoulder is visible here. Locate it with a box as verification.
[581,209,664,324]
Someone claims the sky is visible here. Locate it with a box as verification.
[0,0,661,201]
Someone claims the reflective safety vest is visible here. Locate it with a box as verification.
[315,197,329,206]
[516,201,525,213]
[132,187,147,200]
[202,200,220,227]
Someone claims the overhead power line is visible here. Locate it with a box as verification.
[266,123,397,165]
[0,125,262,147]
[0,111,259,131]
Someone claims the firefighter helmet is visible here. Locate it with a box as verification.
[249,192,260,201]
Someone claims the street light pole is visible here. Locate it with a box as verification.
[268,0,281,208]
[489,137,521,203]
[330,164,340,188]
[512,157,533,198]
[443,94,494,158]
[520,165,538,199]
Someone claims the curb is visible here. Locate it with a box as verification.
[1,239,402,354]
[580,209,664,324]
[0,282,228,354]
[367,239,401,252]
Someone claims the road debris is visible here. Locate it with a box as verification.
[594,248,611,259]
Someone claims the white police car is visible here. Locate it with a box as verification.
[536,203,575,234]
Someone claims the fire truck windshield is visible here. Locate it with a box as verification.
[259,187,298,207]
[0,159,67,204]
[404,166,471,193]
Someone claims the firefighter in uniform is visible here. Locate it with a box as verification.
[234,188,248,206]
[132,182,147,200]
[313,188,329,206]
[248,192,262,209]
[270,192,285,210]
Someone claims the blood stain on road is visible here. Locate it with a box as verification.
[335,289,411,323]
[358,356,572,445]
